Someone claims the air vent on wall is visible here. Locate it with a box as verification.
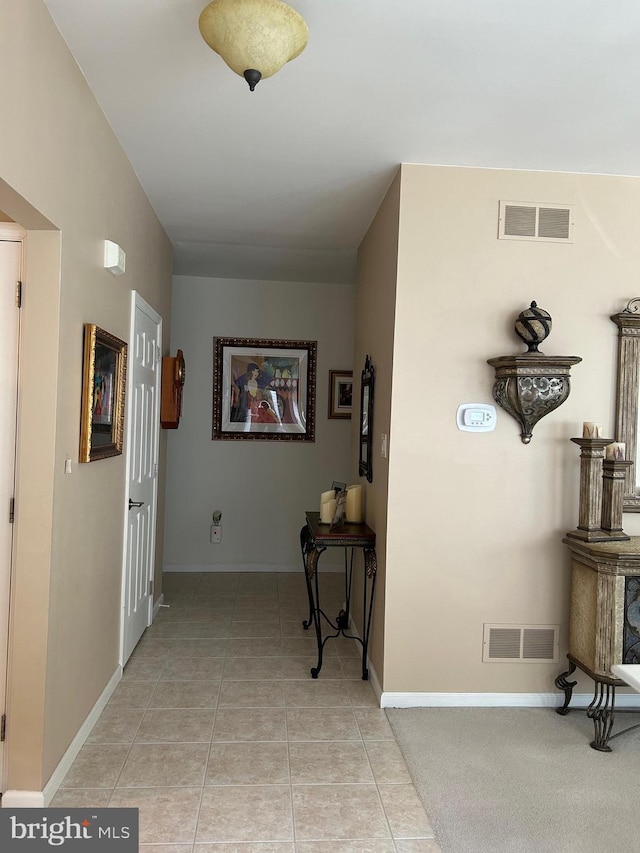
[482,623,559,663]
[498,201,574,243]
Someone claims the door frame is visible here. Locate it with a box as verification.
[0,222,26,795]
[119,290,162,666]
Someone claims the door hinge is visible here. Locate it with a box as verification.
[9,498,14,524]
[148,580,153,597]
[1,714,6,742]
[16,281,22,308]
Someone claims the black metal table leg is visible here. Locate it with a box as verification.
[554,654,640,751]
[309,556,325,678]
[587,680,616,752]
[359,547,377,680]
[555,657,577,715]
[300,524,315,630]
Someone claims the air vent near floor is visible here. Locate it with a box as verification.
[498,201,574,243]
[482,623,559,663]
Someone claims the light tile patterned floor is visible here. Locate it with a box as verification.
[51,572,441,852]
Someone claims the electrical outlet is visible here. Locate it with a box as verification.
[210,525,222,544]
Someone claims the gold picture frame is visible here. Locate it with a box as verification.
[79,324,127,462]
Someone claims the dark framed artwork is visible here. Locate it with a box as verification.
[79,324,127,462]
[328,370,353,419]
[358,355,375,482]
[213,337,317,441]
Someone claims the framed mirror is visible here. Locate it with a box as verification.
[79,324,127,462]
[612,300,640,511]
[358,355,375,483]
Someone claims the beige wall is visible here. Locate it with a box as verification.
[164,275,355,572]
[352,170,401,686]
[0,0,172,792]
[380,163,640,695]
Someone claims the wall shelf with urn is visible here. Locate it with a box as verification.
[487,302,581,443]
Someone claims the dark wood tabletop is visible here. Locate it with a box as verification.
[305,511,375,547]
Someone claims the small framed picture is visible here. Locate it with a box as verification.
[328,370,353,419]
[330,489,347,531]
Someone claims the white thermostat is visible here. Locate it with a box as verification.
[456,403,496,432]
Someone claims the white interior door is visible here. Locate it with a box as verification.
[0,226,23,792]
[121,292,162,665]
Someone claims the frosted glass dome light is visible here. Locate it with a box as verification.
[199,0,309,91]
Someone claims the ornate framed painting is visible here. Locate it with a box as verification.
[328,370,353,419]
[213,337,317,441]
[79,324,127,462]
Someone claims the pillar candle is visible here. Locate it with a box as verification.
[345,484,363,523]
[605,442,626,460]
[582,422,603,438]
[320,498,337,524]
[320,490,335,515]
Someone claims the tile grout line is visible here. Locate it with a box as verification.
[191,571,220,850]
[281,575,298,850]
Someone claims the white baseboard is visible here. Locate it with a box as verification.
[2,790,45,808]
[380,691,640,709]
[153,592,164,618]
[40,666,122,806]
[3,667,122,808]
[163,563,342,573]
[366,659,383,706]
[342,611,382,706]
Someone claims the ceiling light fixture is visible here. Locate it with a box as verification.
[198,0,308,91]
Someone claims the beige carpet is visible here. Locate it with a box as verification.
[386,706,640,853]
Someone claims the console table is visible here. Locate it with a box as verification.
[300,511,377,679]
[555,536,640,751]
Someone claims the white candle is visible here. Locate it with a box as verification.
[320,490,335,515]
[583,422,603,438]
[345,484,363,523]
[605,442,626,460]
[320,498,337,524]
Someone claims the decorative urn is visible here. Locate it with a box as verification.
[514,301,552,352]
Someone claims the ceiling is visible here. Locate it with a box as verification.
[43,0,640,283]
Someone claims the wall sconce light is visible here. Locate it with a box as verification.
[199,0,308,91]
[487,301,582,443]
[104,240,126,276]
